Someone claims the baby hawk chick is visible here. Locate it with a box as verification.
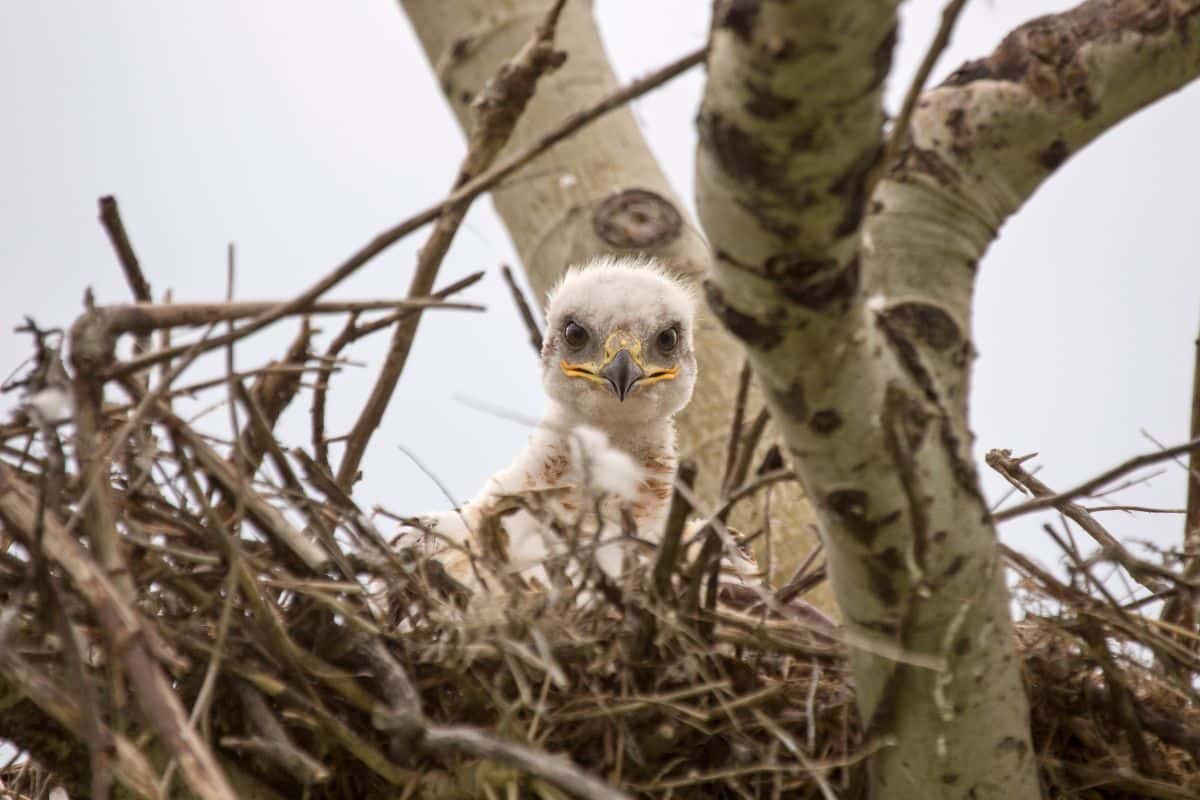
[409,256,749,596]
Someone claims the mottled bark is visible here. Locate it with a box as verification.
[398,0,823,591]
[696,0,1200,797]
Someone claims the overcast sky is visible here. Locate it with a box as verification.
[3,1,1199,591]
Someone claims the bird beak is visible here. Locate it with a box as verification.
[559,329,680,399]
[599,348,644,402]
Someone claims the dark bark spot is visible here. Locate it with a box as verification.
[741,202,802,239]
[769,380,808,422]
[790,127,815,151]
[940,418,982,498]
[881,302,962,352]
[881,383,933,569]
[869,200,885,215]
[743,79,796,120]
[1039,138,1070,170]
[942,772,961,785]
[943,554,966,579]
[875,547,903,571]
[592,188,682,249]
[876,311,938,406]
[907,147,960,187]
[826,488,868,520]
[824,489,899,547]
[866,561,899,606]
[762,253,859,310]
[996,736,1030,760]
[756,444,784,474]
[883,383,932,455]
[704,281,783,350]
[802,256,860,311]
[946,108,966,138]
[698,111,777,186]
[830,146,883,237]
[945,108,973,157]
[450,35,474,61]
[714,0,761,43]
[809,409,842,435]
[954,636,971,657]
[764,254,830,283]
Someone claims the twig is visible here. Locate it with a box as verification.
[115,371,328,571]
[423,723,633,800]
[653,459,697,599]
[309,270,484,469]
[226,682,330,785]
[992,436,1200,522]
[501,264,544,354]
[0,464,237,800]
[986,448,1166,594]
[721,360,753,498]
[98,196,152,303]
[357,638,424,737]
[1164,324,1200,631]
[878,0,970,176]
[1078,621,1164,776]
[223,321,313,491]
[103,44,706,383]
[84,298,481,335]
[0,645,163,800]
[335,0,569,489]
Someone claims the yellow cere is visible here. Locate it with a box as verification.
[559,329,680,386]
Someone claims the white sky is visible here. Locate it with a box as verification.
[2,1,1199,593]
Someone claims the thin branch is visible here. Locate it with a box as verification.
[878,0,969,175]
[653,459,697,599]
[0,464,237,800]
[721,360,753,498]
[423,724,633,800]
[334,0,569,489]
[310,270,484,470]
[986,448,1166,594]
[99,195,152,303]
[501,264,544,354]
[1163,323,1200,631]
[86,297,481,335]
[992,436,1200,522]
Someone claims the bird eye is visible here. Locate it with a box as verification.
[563,320,589,349]
[656,326,678,354]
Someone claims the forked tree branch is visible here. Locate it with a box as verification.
[697,0,1200,797]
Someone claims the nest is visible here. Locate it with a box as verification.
[2,292,1200,800]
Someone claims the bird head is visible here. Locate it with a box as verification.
[541,257,697,428]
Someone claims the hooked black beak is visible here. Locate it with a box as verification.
[599,349,645,402]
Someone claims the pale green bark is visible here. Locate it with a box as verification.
[696,0,1200,797]
[398,0,825,592]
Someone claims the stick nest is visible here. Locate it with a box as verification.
[1,311,1199,800]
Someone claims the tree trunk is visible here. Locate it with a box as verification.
[696,0,1200,797]
[398,0,824,592]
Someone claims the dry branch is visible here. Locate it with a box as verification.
[334,0,570,488]
[987,448,1168,595]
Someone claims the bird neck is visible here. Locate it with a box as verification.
[542,403,677,467]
